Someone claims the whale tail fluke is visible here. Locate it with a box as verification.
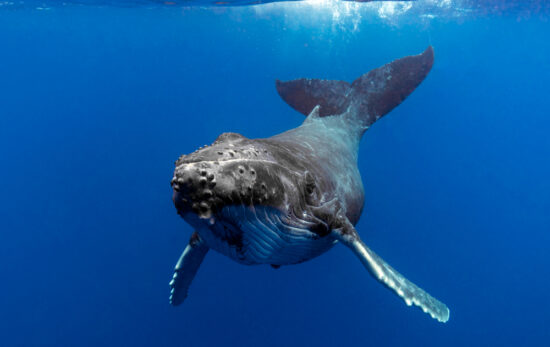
[276,46,434,129]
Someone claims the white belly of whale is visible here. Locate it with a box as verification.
[197,205,337,266]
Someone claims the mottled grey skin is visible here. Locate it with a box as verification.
[169,47,450,322]
[172,111,361,266]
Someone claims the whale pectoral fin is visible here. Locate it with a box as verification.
[169,232,209,306]
[332,219,450,323]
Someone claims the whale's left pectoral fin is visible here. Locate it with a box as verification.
[332,219,450,323]
[169,232,209,306]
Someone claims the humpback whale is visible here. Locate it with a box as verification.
[169,46,450,323]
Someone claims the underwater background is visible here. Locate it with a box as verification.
[1,1,549,346]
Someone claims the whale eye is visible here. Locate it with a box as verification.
[304,172,316,196]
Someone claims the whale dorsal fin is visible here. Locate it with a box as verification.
[276,46,434,128]
[307,105,321,119]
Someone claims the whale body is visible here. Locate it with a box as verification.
[169,46,450,323]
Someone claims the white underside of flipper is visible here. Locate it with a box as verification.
[169,232,209,306]
[333,221,450,323]
[351,238,449,322]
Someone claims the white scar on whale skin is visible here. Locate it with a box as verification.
[169,46,450,323]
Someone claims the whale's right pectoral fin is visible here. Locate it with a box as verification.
[169,232,209,306]
[332,218,450,323]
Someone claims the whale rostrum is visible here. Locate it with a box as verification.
[169,46,450,323]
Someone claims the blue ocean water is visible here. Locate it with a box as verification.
[1,1,549,346]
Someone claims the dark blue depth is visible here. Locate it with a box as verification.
[0,4,549,347]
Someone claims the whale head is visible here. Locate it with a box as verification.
[171,132,327,243]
